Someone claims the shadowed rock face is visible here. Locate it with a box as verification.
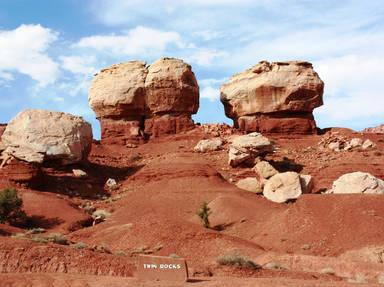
[89,57,199,145]
[220,61,324,134]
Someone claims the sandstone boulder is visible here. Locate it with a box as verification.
[88,58,199,145]
[300,174,313,193]
[236,177,263,193]
[1,109,92,165]
[329,172,384,194]
[220,61,324,134]
[194,138,223,153]
[228,132,273,167]
[263,172,302,203]
[89,61,147,118]
[253,161,278,179]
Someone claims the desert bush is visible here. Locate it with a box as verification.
[26,228,46,234]
[197,201,211,228]
[0,188,26,224]
[72,242,88,250]
[169,253,180,258]
[47,233,69,245]
[347,273,367,284]
[115,250,127,256]
[217,252,260,270]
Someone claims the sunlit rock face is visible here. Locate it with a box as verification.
[220,61,324,134]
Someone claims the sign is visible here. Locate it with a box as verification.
[137,255,189,282]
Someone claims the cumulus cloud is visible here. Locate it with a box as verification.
[60,56,97,75]
[0,24,59,86]
[74,26,184,57]
[314,55,384,123]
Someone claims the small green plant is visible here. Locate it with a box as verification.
[0,188,26,224]
[197,201,211,228]
[217,252,260,270]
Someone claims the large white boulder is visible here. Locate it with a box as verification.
[330,172,384,194]
[253,161,278,179]
[1,109,93,165]
[263,172,302,203]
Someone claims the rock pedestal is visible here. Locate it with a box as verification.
[220,61,324,134]
[89,58,199,145]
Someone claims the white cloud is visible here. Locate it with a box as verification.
[0,24,59,86]
[314,55,384,121]
[187,49,228,66]
[201,86,220,102]
[60,55,97,75]
[74,26,184,57]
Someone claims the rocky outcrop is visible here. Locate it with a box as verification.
[0,124,6,138]
[89,58,199,145]
[220,61,324,134]
[329,172,384,194]
[228,132,273,167]
[1,109,92,165]
[363,124,384,134]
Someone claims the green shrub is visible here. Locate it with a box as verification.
[197,201,211,228]
[0,188,26,224]
[217,252,260,270]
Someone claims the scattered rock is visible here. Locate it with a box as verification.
[1,109,92,165]
[105,178,118,190]
[235,177,263,193]
[126,143,138,148]
[328,142,340,152]
[329,172,384,194]
[72,169,88,178]
[228,132,273,167]
[319,133,375,152]
[220,61,324,134]
[89,58,199,145]
[263,172,302,203]
[194,138,223,153]
[253,161,278,179]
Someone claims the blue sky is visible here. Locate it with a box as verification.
[1,0,383,138]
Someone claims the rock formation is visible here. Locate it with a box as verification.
[1,109,92,165]
[220,61,324,134]
[329,172,384,194]
[236,177,263,193]
[0,124,6,138]
[89,57,199,145]
[363,124,384,134]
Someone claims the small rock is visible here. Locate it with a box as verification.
[263,172,302,203]
[328,142,340,152]
[300,174,313,193]
[253,161,278,179]
[362,139,375,150]
[236,177,263,193]
[194,138,223,153]
[126,143,138,148]
[72,169,88,178]
[105,178,118,190]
